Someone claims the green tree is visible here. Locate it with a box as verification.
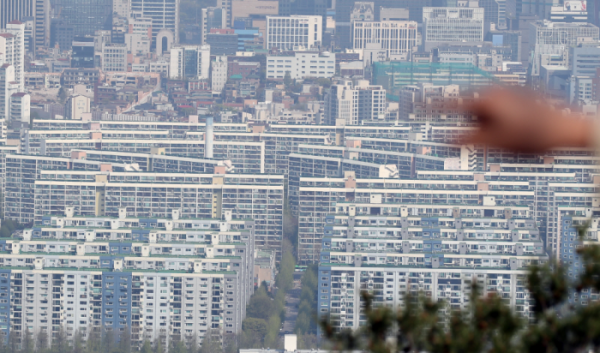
[199,331,222,353]
[223,333,239,353]
[49,325,70,353]
[36,330,49,352]
[184,334,198,353]
[85,327,103,353]
[322,224,600,353]
[118,328,132,353]
[140,340,153,353]
[170,339,187,353]
[246,286,275,321]
[71,329,85,353]
[22,328,35,353]
[283,72,292,90]
[57,87,67,104]
[153,337,164,353]
[241,318,268,348]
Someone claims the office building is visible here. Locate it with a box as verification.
[422,7,485,51]
[1,0,34,29]
[64,95,91,120]
[113,0,131,17]
[550,1,588,22]
[335,0,433,49]
[169,45,211,80]
[570,43,600,77]
[278,0,327,28]
[33,0,49,50]
[220,0,279,30]
[265,51,335,79]
[52,0,112,38]
[50,18,74,50]
[0,0,49,51]
[206,30,238,55]
[266,15,322,51]
[529,21,599,76]
[71,36,95,68]
[372,62,495,99]
[590,0,600,27]
[131,0,180,48]
[101,43,128,72]
[201,7,225,44]
[323,80,387,125]
[352,21,418,58]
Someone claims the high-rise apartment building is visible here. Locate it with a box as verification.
[266,15,322,51]
[131,0,180,48]
[9,92,29,123]
[211,56,228,92]
[0,64,17,120]
[324,80,387,125]
[422,7,485,51]
[169,45,211,80]
[0,21,25,91]
[352,21,418,58]
[317,203,548,330]
[0,209,255,346]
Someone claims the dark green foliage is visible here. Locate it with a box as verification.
[240,250,296,349]
[199,330,222,353]
[295,264,318,342]
[321,225,600,353]
[0,218,23,238]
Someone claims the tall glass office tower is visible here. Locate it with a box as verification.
[53,0,112,37]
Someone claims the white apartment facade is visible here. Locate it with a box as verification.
[169,45,211,80]
[266,15,322,51]
[422,7,485,51]
[324,80,387,125]
[352,21,418,58]
[9,92,29,123]
[211,56,228,92]
[266,51,335,79]
[0,21,25,91]
[0,64,18,120]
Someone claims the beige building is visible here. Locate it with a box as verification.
[226,0,278,33]
[65,95,91,120]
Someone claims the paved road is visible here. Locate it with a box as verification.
[281,273,303,334]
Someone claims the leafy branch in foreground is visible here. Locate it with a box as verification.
[321,224,600,353]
